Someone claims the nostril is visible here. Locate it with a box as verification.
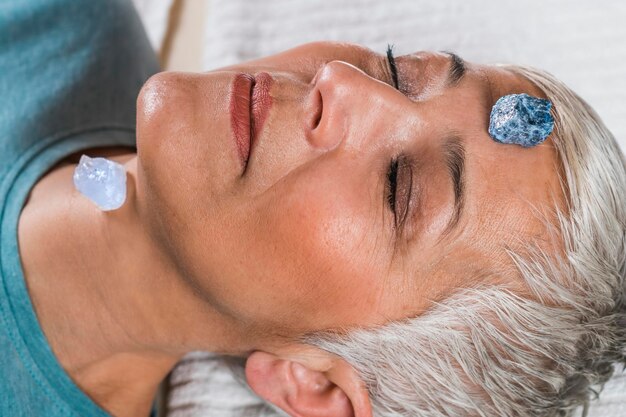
[311,90,323,130]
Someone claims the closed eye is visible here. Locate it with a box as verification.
[383,45,413,232]
[385,154,414,231]
[386,157,398,219]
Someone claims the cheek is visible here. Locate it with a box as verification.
[136,72,234,257]
[235,173,388,331]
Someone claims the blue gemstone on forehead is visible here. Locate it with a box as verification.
[488,93,554,147]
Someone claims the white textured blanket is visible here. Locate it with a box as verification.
[131,0,173,53]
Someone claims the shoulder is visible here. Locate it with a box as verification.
[0,0,158,164]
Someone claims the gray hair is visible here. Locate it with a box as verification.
[303,65,626,417]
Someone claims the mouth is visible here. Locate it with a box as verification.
[229,72,273,173]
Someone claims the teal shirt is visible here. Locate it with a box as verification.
[0,0,159,415]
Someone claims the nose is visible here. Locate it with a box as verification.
[305,60,386,151]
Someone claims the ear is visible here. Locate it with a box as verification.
[245,350,373,417]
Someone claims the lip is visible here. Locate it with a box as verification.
[229,72,273,171]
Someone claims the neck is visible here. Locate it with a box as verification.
[17,153,248,417]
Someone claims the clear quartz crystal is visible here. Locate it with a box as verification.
[73,155,127,211]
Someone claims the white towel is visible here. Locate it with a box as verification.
[131,0,174,53]
[583,368,626,417]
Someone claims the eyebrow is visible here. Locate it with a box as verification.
[440,134,466,238]
[442,51,467,86]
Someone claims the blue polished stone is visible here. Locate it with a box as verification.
[488,93,554,147]
[73,155,127,211]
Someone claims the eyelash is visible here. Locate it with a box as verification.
[386,158,399,222]
[386,44,400,89]
[385,44,404,229]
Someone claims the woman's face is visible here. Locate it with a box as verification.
[136,42,564,339]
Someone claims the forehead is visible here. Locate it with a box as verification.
[454,62,563,241]
[481,63,549,102]
[384,60,566,318]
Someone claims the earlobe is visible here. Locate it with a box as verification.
[245,351,358,417]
